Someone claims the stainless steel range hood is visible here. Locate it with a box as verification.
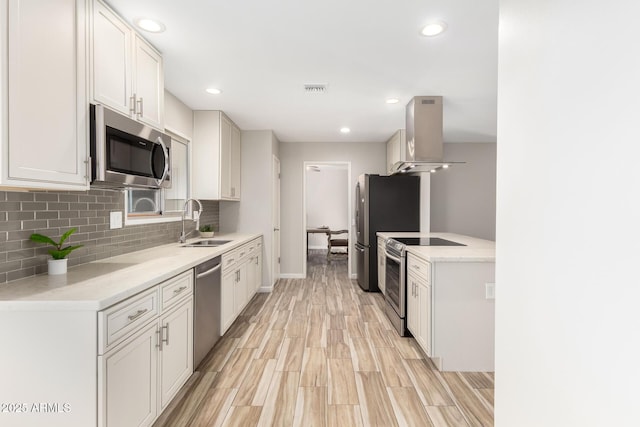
[390,96,463,174]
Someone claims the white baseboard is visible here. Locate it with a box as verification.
[258,285,273,293]
[278,273,306,279]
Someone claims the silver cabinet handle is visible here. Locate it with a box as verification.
[128,309,147,322]
[129,94,136,114]
[137,97,144,118]
[156,329,162,349]
[173,286,188,295]
[162,325,169,346]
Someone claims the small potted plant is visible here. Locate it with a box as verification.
[29,228,83,275]
[199,224,215,238]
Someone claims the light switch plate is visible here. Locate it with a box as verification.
[485,282,495,300]
[110,211,123,229]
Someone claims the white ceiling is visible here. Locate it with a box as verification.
[106,0,499,144]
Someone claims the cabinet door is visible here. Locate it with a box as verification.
[3,0,88,189]
[418,282,432,356]
[159,298,193,409]
[234,262,249,315]
[221,270,236,333]
[219,115,232,199]
[91,0,132,116]
[255,249,262,293]
[406,273,419,337]
[99,322,158,427]
[386,131,401,174]
[377,243,386,294]
[133,35,163,130]
[230,124,241,199]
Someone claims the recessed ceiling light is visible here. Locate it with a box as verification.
[386,98,400,104]
[421,21,447,37]
[134,18,166,33]
[442,164,449,169]
[340,127,351,134]
[205,88,222,95]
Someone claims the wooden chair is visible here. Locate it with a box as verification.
[327,229,348,260]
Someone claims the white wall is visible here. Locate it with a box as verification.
[496,1,640,426]
[279,141,386,276]
[164,90,193,139]
[306,166,349,249]
[431,143,496,240]
[220,130,280,288]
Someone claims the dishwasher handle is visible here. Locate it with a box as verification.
[196,263,221,279]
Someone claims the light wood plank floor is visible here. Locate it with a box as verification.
[153,251,494,427]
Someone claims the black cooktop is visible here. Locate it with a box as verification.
[392,237,466,246]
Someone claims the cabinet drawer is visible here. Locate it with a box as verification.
[407,254,430,283]
[222,249,238,273]
[99,287,159,354]
[160,270,193,312]
[236,243,250,262]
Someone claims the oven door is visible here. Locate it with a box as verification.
[384,249,405,317]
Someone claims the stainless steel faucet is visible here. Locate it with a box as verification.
[179,198,203,243]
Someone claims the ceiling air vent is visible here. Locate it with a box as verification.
[304,84,328,94]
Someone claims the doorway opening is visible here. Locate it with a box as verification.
[303,161,352,278]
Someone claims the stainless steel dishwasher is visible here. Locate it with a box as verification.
[193,256,222,369]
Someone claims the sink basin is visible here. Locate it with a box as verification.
[182,239,231,247]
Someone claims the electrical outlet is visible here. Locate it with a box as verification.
[110,211,123,229]
[485,282,495,299]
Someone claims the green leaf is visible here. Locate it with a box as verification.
[30,233,58,247]
[58,228,77,246]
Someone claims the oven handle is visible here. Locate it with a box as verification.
[384,250,403,264]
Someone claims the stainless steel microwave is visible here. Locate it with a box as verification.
[90,104,171,189]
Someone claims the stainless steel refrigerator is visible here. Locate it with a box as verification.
[355,174,420,291]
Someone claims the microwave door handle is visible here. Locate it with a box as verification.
[155,137,170,186]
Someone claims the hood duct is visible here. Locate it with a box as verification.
[391,96,463,174]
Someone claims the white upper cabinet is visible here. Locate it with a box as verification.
[192,111,241,201]
[0,0,89,190]
[386,129,405,175]
[133,35,164,129]
[90,0,164,130]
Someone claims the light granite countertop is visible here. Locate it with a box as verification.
[376,232,495,263]
[0,233,261,311]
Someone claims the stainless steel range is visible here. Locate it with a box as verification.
[384,237,465,336]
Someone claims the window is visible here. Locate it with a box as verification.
[124,135,190,225]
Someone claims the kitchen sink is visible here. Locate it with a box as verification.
[182,239,231,247]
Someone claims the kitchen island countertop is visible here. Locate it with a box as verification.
[376,232,495,262]
[0,233,261,311]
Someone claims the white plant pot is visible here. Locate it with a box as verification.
[48,258,68,275]
[200,231,215,238]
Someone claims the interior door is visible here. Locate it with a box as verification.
[272,156,281,286]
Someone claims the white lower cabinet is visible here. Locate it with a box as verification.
[417,280,432,356]
[377,237,386,294]
[221,268,237,334]
[406,252,495,371]
[100,322,158,427]
[98,271,193,427]
[159,299,193,409]
[220,238,263,334]
[406,255,432,357]
[233,261,249,318]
